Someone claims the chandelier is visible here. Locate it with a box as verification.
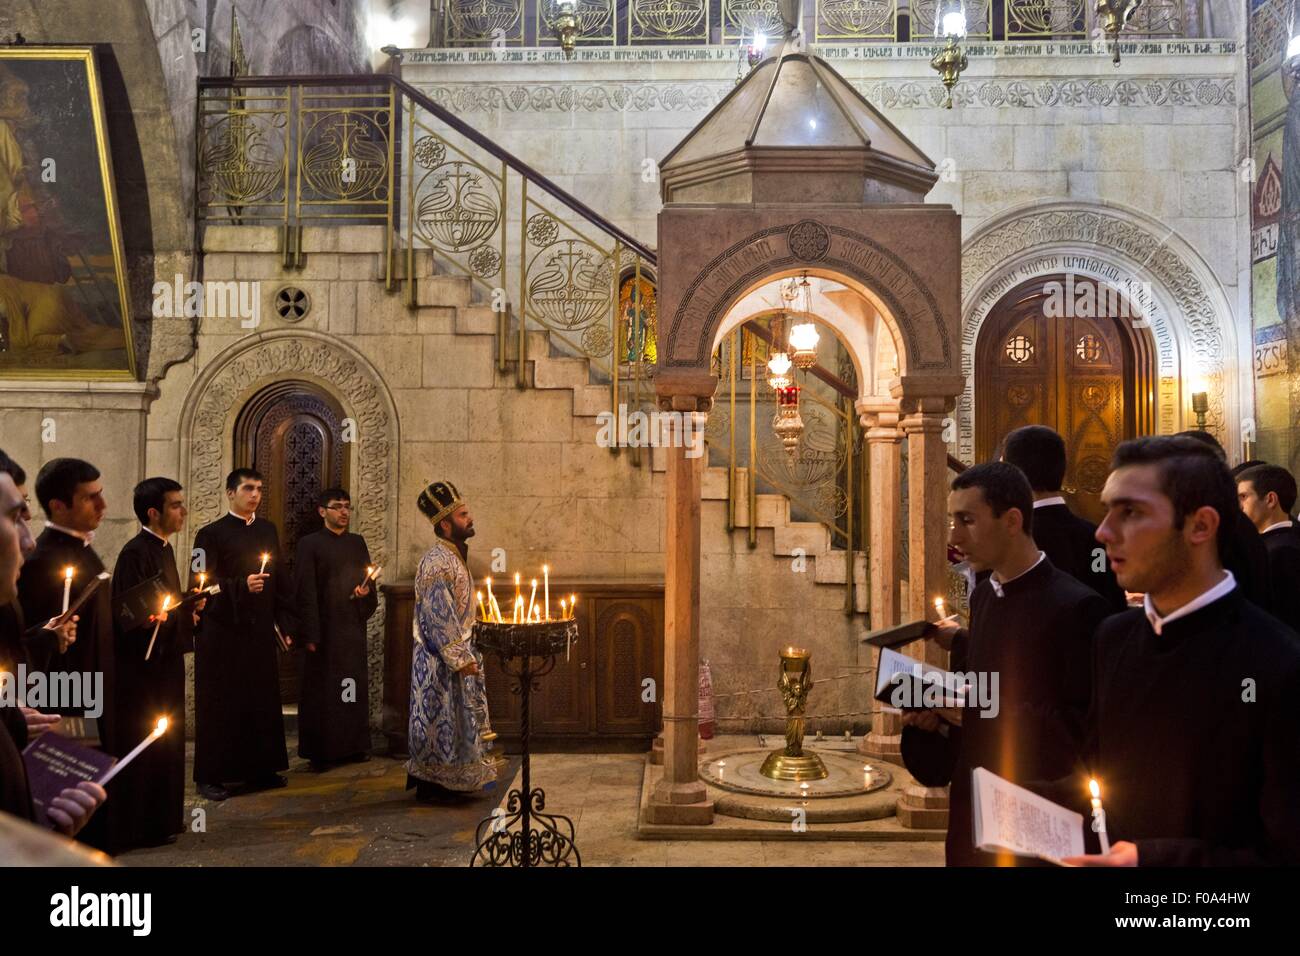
[788,273,819,368]
[766,311,793,390]
[930,0,968,109]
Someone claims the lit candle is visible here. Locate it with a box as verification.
[97,718,169,786]
[259,552,270,574]
[477,591,487,621]
[146,595,172,661]
[543,564,550,621]
[569,594,576,620]
[934,596,946,619]
[360,565,375,589]
[560,598,567,621]
[197,572,207,592]
[514,595,523,624]
[485,578,497,621]
[514,572,521,611]
[61,567,74,614]
[1088,778,1111,855]
[527,578,538,622]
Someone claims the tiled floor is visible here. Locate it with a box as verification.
[118,737,943,867]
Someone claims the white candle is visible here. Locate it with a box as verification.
[934,596,946,619]
[146,596,172,661]
[97,718,169,786]
[197,572,206,592]
[477,591,487,621]
[361,565,375,589]
[1089,779,1111,854]
[61,567,74,614]
[527,578,538,622]
[259,552,270,574]
[543,564,550,621]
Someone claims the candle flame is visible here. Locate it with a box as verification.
[515,572,521,585]
[1088,779,1100,800]
[64,566,74,580]
[155,717,169,735]
[161,595,172,612]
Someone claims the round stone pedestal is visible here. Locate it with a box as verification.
[699,748,896,823]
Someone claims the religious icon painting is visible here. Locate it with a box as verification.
[0,47,136,379]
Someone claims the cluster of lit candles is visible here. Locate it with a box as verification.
[476,566,575,624]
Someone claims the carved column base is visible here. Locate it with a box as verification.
[646,780,714,825]
[858,732,901,760]
[896,783,949,829]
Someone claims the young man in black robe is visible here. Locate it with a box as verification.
[1237,464,1300,632]
[1175,430,1273,613]
[1000,425,1127,611]
[16,458,115,742]
[0,459,104,835]
[900,462,1112,866]
[190,468,294,801]
[1063,436,1300,866]
[106,477,195,850]
[295,487,378,769]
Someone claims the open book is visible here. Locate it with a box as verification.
[873,646,964,710]
[971,767,1084,865]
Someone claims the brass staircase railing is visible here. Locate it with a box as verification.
[195,73,655,404]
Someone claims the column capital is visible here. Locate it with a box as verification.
[654,366,718,410]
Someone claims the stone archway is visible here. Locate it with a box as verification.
[176,330,400,727]
[961,201,1242,459]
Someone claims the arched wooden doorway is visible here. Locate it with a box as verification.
[975,275,1156,522]
[233,381,350,703]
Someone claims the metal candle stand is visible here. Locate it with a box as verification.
[470,618,581,867]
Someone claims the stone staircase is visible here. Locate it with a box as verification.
[407,252,870,614]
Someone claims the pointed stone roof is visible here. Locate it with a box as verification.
[660,46,938,205]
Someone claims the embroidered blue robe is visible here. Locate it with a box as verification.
[406,538,494,791]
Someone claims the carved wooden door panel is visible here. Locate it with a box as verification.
[236,384,348,704]
[976,277,1132,524]
[593,597,662,735]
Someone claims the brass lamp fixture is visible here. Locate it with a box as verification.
[788,273,819,369]
[747,31,768,69]
[773,385,804,458]
[766,311,793,390]
[1192,389,1209,431]
[930,0,968,109]
[1095,0,1143,66]
[555,1,579,60]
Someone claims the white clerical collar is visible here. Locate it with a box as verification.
[1143,570,1236,636]
[1262,520,1295,535]
[989,551,1046,597]
[229,510,256,526]
[1033,496,1067,509]
[142,525,169,544]
[45,522,94,546]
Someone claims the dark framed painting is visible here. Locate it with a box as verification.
[0,46,136,379]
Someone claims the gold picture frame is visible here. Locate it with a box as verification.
[0,46,137,380]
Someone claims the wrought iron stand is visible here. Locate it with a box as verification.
[471,619,581,867]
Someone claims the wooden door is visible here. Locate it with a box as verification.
[234,382,348,703]
[976,277,1135,523]
[594,597,662,736]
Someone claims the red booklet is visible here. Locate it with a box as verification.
[21,731,115,829]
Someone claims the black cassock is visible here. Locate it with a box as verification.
[17,528,117,745]
[190,513,293,785]
[1069,588,1300,865]
[901,557,1112,866]
[1260,523,1300,633]
[1031,503,1127,611]
[1224,511,1273,613]
[0,605,34,822]
[107,530,192,851]
[294,528,378,763]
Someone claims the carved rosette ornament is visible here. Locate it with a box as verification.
[788,220,831,262]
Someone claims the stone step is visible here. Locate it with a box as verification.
[414,274,474,307]
[453,304,499,336]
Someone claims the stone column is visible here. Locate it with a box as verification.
[645,394,713,825]
[894,384,960,829]
[857,397,902,760]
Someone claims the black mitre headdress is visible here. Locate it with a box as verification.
[417,480,464,526]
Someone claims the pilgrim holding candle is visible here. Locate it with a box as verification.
[293,487,379,769]
[188,468,295,802]
[107,476,195,852]
[407,480,496,802]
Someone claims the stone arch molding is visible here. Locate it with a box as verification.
[178,330,400,563]
[959,201,1240,463]
[663,220,957,389]
[176,331,400,726]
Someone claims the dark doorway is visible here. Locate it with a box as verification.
[233,381,349,703]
